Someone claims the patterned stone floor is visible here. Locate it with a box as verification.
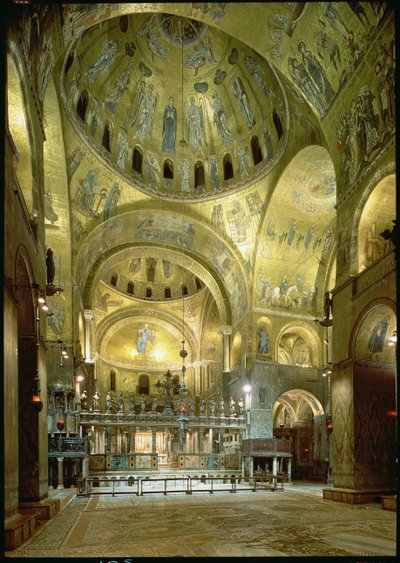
[4,482,397,559]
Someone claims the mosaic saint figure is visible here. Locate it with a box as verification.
[102,183,121,221]
[132,82,158,142]
[243,53,273,100]
[184,37,216,75]
[185,96,207,153]
[137,324,155,353]
[87,39,119,83]
[288,57,326,115]
[231,75,255,129]
[211,91,234,148]
[257,326,270,354]
[298,41,335,106]
[116,133,128,169]
[210,155,219,189]
[104,63,134,113]
[145,152,161,185]
[368,316,390,355]
[162,96,177,154]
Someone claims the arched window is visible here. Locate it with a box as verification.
[195,277,202,290]
[110,273,118,286]
[223,154,234,180]
[76,90,88,122]
[119,15,128,32]
[102,122,112,152]
[251,135,263,165]
[194,161,205,188]
[182,284,188,296]
[165,286,171,299]
[146,287,152,298]
[127,281,134,295]
[110,369,116,392]
[132,146,143,174]
[138,374,149,395]
[273,109,283,140]
[164,159,174,179]
[65,51,74,74]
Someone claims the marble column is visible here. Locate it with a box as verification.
[287,457,292,483]
[220,325,232,373]
[272,456,278,488]
[57,457,64,488]
[83,309,95,363]
[105,427,111,452]
[151,428,157,454]
[129,428,136,453]
[198,428,205,452]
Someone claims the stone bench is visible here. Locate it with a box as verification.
[4,513,37,550]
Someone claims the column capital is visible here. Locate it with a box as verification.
[83,309,95,321]
[220,325,232,336]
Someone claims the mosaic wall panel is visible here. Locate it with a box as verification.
[89,454,106,472]
[331,365,355,488]
[106,454,129,470]
[353,364,396,489]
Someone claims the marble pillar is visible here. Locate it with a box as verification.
[57,457,64,488]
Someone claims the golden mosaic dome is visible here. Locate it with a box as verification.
[62,12,288,201]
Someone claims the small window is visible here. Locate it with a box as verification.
[110,273,118,286]
[102,123,112,152]
[132,146,143,174]
[138,374,149,395]
[182,284,188,296]
[146,287,152,298]
[110,370,116,392]
[194,161,205,188]
[251,135,263,165]
[273,109,283,140]
[195,277,202,290]
[77,90,89,122]
[165,287,171,299]
[223,154,233,181]
[164,159,174,179]
[127,281,134,295]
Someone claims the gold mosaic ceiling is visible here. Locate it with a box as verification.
[63,12,287,200]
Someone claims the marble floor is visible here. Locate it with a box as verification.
[4,481,397,559]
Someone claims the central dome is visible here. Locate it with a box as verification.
[63,12,288,200]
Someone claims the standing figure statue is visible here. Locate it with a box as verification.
[106,391,113,413]
[140,394,146,414]
[118,392,124,413]
[128,394,136,414]
[219,397,225,417]
[93,391,100,412]
[188,397,195,416]
[237,397,245,416]
[80,390,88,411]
[199,398,205,416]
[229,397,236,416]
[151,396,158,414]
[209,398,216,417]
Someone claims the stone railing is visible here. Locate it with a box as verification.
[48,435,88,456]
[78,411,246,429]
